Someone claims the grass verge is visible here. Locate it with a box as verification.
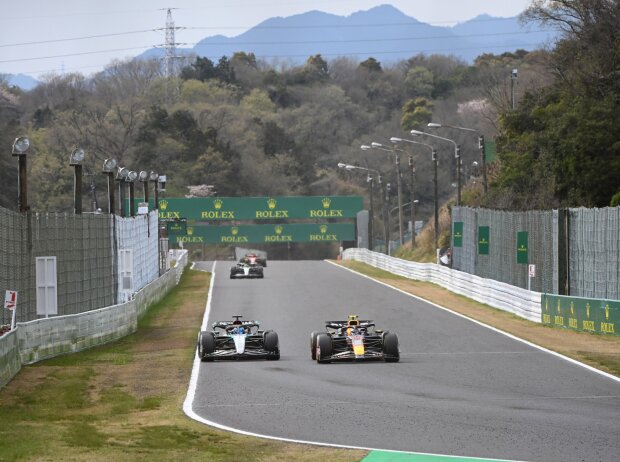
[336,260,620,378]
[0,269,365,462]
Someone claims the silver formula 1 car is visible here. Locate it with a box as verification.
[230,262,264,279]
[310,315,399,363]
[197,315,280,361]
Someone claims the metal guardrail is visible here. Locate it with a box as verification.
[343,248,542,323]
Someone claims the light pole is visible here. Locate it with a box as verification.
[338,162,379,251]
[411,129,461,206]
[408,155,415,247]
[384,182,391,255]
[428,122,487,193]
[102,159,117,214]
[138,171,149,212]
[511,68,518,110]
[127,170,138,217]
[362,142,404,246]
[69,148,85,214]
[150,171,159,210]
[12,136,30,213]
[116,167,129,217]
[391,137,439,250]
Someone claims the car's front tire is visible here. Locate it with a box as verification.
[263,330,279,351]
[316,334,332,364]
[199,331,216,361]
[383,332,399,362]
[263,330,279,360]
[310,331,324,360]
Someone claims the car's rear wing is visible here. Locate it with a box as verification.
[213,320,259,330]
[325,320,374,329]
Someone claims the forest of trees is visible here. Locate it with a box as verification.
[0,0,618,228]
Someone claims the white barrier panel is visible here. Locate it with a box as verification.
[343,248,542,323]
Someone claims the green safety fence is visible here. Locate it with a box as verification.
[541,294,619,335]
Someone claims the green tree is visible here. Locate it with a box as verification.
[487,0,620,208]
[358,57,382,73]
[400,98,433,131]
[404,66,434,98]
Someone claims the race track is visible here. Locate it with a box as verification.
[189,261,620,462]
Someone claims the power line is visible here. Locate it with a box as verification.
[0,29,552,64]
[192,31,553,48]
[0,20,555,49]
[9,41,546,76]
[0,29,160,48]
[195,43,547,60]
[0,45,155,64]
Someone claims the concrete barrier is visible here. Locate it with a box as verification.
[343,248,541,323]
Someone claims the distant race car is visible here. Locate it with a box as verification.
[197,315,280,361]
[241,252,267,267]
[310,315,399,363]
[230,262,264,279]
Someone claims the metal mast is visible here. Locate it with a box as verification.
[163,8,178,79]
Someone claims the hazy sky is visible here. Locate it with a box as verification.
[0,0,533,78]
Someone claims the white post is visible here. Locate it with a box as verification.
[4,290,17,330]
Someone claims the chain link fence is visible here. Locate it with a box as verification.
[1,206,160,325]
[569,207,620,300]
[451,206,620,299]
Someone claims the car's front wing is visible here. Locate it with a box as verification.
[230,272,263,278]
[326,337,395,361]
[205,348,276,360]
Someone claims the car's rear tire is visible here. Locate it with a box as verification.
[310,331,324,360]
[383,332,399,362]
[316,334,332,363]
[199,331,216,361]
[263,330,279,352]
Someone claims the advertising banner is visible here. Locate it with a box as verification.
[453,222,463,247]
[478,226,489,255]
[133,196,364,221]
[541,294,619,335]
[168,222,356,244]
[516,231,529,264]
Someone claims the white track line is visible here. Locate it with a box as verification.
[181,260,523,462]
[327,260,620,384]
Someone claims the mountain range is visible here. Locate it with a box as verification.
[144,4,558,65]
[7,4,558,90]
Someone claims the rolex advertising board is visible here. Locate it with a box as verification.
[134,196,364,221]
[541,294,619,336]
[168,223,356,245]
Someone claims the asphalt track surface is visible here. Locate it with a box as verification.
[190,261,620,462]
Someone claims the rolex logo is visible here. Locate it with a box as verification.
[267,198,277,209]
[570,302,574,316]
[320,225,328,234]
[187,227,193,236]
[214,199,223,210]
[322,197,331,209]
[586,303,590,318]
[275,225,283,235]
[557,299,561,314]
[159,200,168,210]
[231,227,239,236]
